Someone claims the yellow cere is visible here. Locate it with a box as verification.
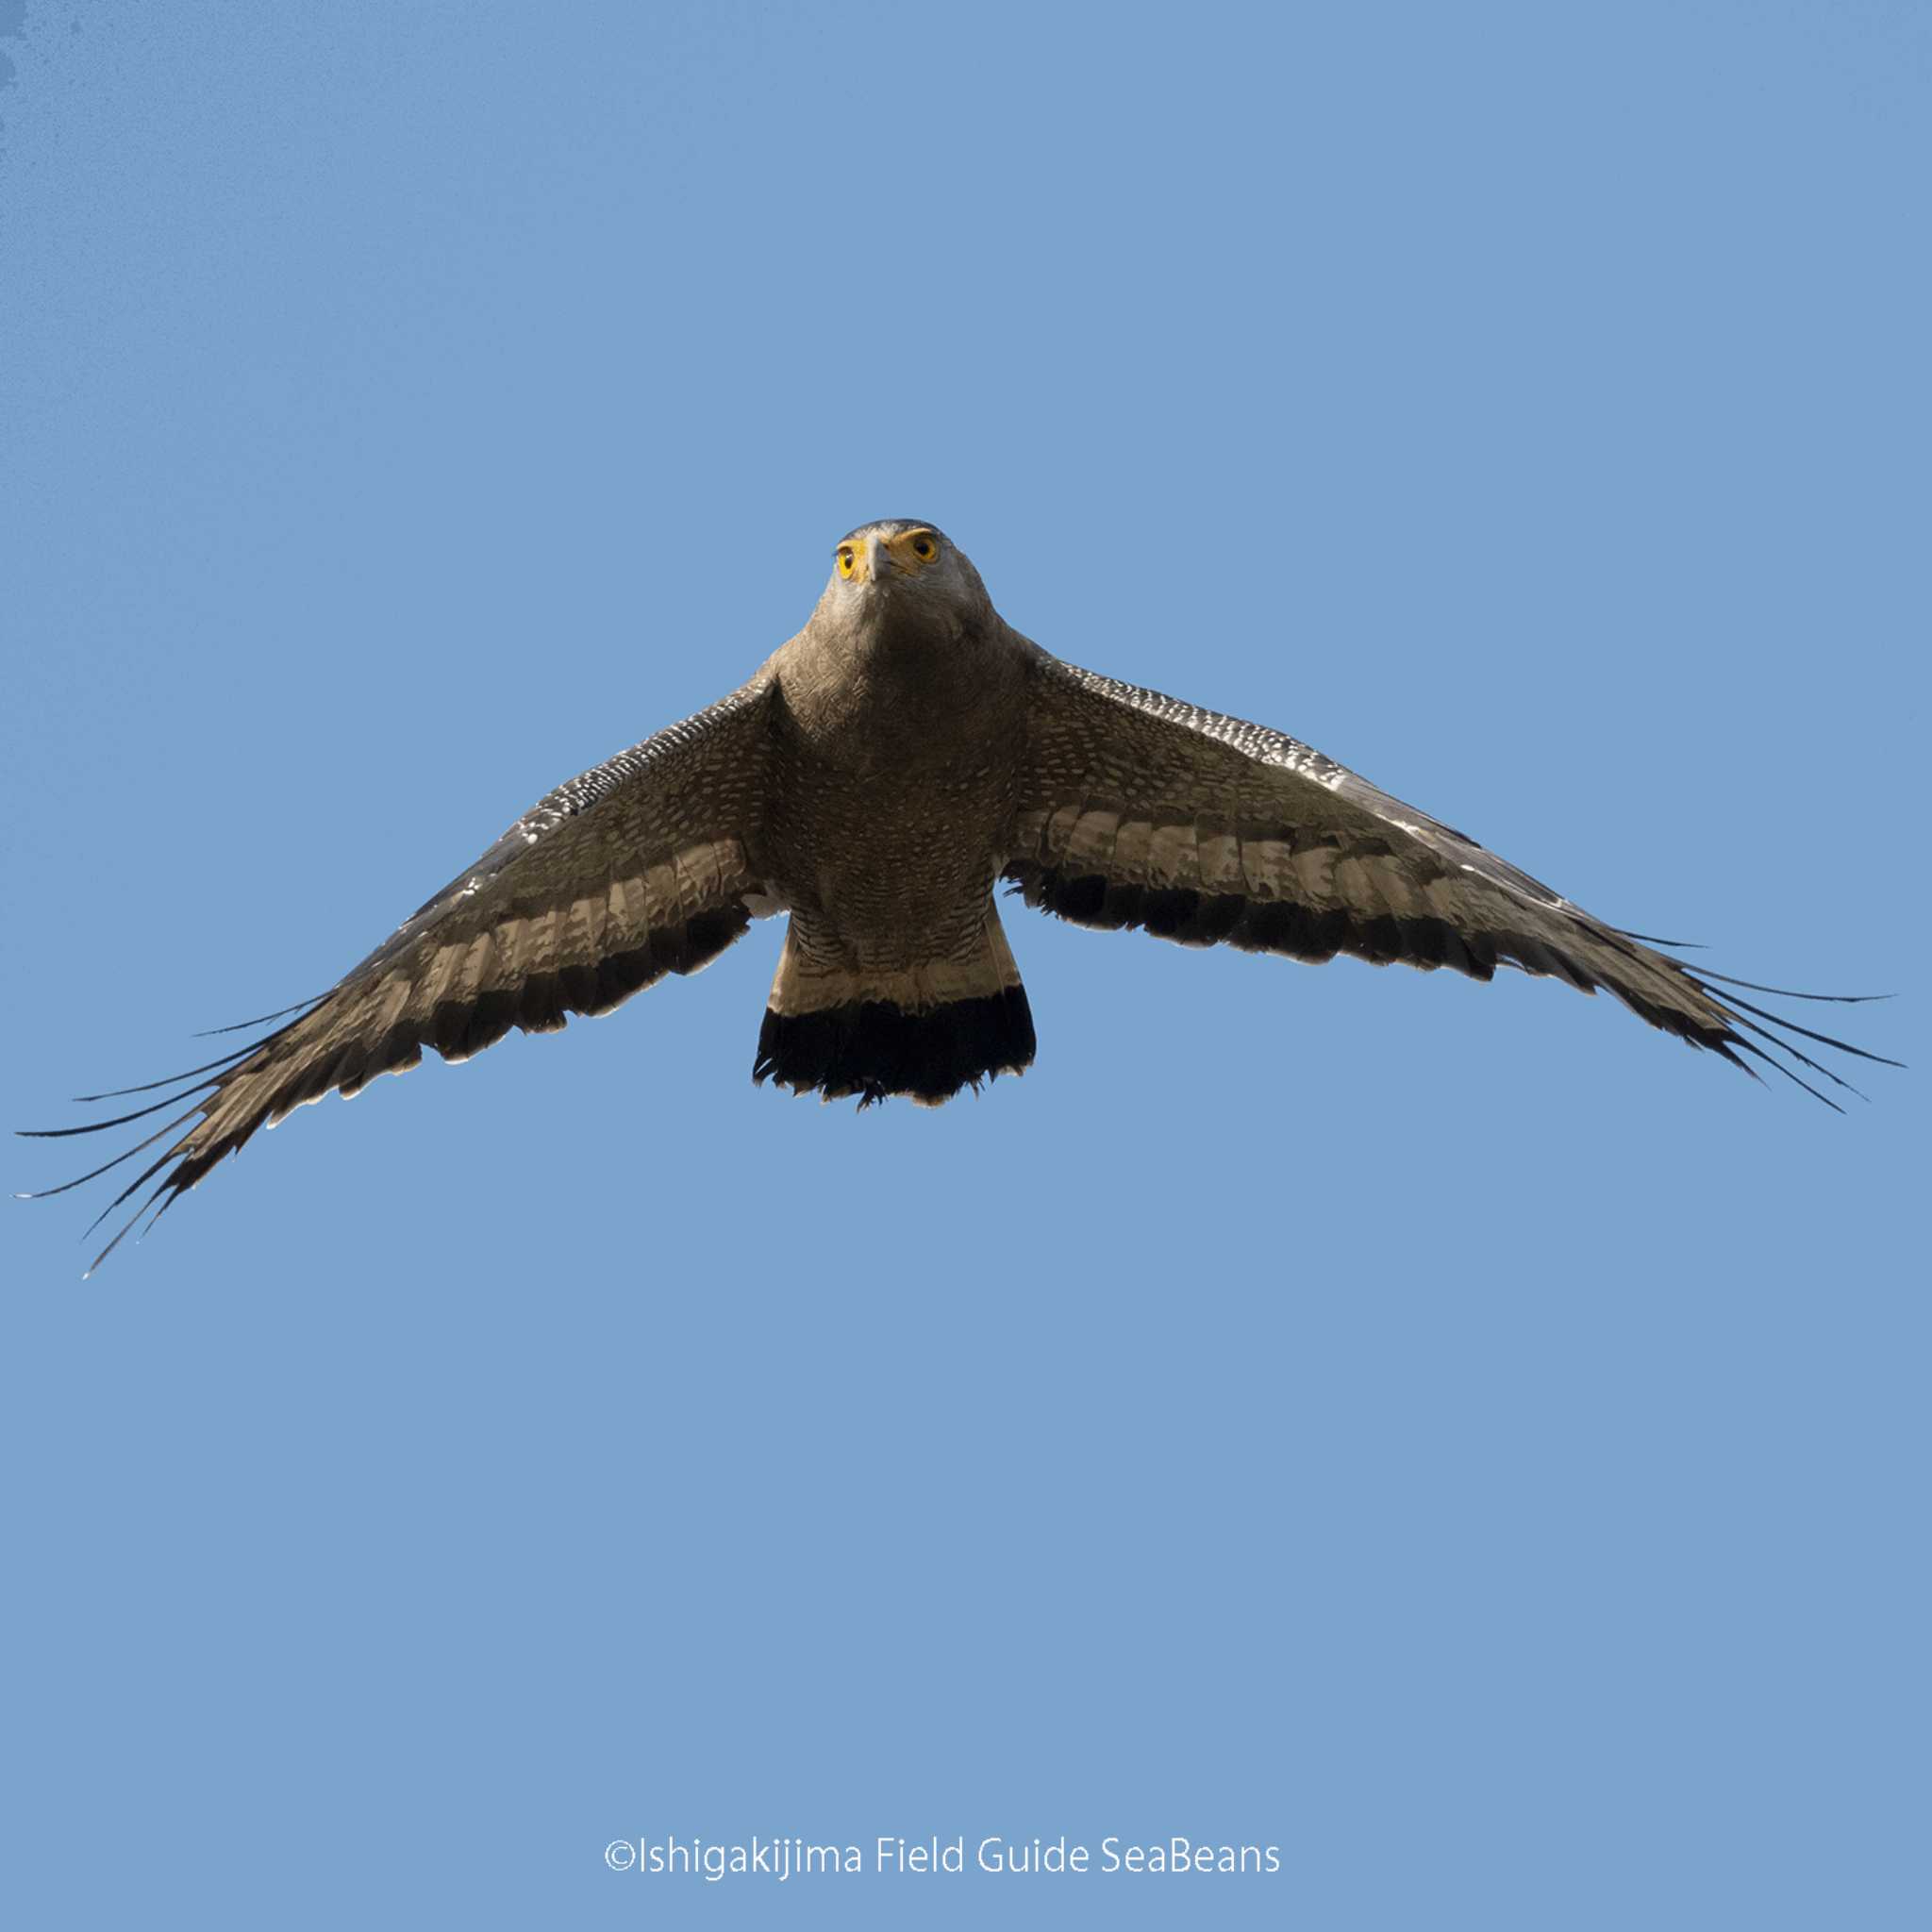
[836,528,941,583]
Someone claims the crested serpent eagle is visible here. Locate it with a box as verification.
[23,520,1894,1271]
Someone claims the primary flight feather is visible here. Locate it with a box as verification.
[23,519,1894,1271]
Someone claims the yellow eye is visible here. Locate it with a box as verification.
[910,533,937,560]
[837,548,857,579]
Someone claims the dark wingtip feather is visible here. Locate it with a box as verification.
[82,1174,177,1280]
[1723,1012,1871,1103]
[16,998,341,1256]
[72,1039,269,1102]
[20,1081,221,1139]
[192,993,327,1038]
[72,1000,326,1102]
[1730,1037,1847,1113]
[1689,981,1906,1070]
[14,1103,207,1200]
[82,1138,188,1231]
[1614,928,1706,949]
[1689,967,1895,1006]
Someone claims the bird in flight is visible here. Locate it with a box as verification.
[24,519,1891,1271]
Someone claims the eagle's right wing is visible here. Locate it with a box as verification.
[25,676,778,1271]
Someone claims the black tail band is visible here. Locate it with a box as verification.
[753,990,1036,1106]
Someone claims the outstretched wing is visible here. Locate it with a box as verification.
[1005,654,1891,1092]
[27,677,776,1271]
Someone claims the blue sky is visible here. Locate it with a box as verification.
[2,4,1925,1927]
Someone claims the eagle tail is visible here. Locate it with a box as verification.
[753,907,1036,1107]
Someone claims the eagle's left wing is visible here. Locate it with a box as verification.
[25,677,777,1271]
[1004,651,1889,1094]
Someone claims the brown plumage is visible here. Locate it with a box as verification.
[22,518,1893,1270]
